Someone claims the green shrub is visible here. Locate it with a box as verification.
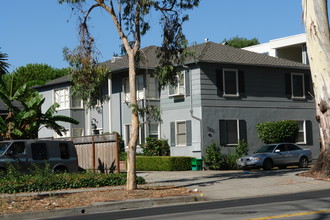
[256,120,298,144]
[0,166,146,194]
[142,137,170,156]
[203,140,249,170]
[136,156,193,171]
[203,142,223,170]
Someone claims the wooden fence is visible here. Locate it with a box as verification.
[46,133,120,173]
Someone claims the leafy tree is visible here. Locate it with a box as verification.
[4,64,70,93]
[303,0,330,178]
[222,36,259,48]
[59,0,200,190]
[0,79,78,140]
[0,49,10,75]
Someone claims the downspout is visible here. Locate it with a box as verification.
[187,68,203,158]
[108,75,112,133]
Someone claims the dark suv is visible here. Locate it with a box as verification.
[0,140,78,173]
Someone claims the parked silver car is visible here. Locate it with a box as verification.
[237,143,313,170]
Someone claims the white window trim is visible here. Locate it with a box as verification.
[168,71,185,97]
[175,120,187,146]
[71,95,84,109]
[291,73,306,100]
[226,119,240,146]
[223,69,239,97]
[124,124,142,147]
[123,76,145,103]
[53,87,83,110]
[147,123,160,139]
[54,87,70,110]
[296,120,307,144]
[72,128,84,137]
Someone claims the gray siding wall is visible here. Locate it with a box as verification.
[160,67,203,158]
[199,63,319,157]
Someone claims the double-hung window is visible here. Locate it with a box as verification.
[169,72,185,97]
[286,73,310,100]
[217,69,244,97]
[296,120,306,144]
[291,73,305,99]
[223,69,239,96]
[219,119,247,146]
[148,123,159,139]
[123,75,144,102]
[170,120,192,147]
[176,121,187,146]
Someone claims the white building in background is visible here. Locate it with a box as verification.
[243,33,308,64]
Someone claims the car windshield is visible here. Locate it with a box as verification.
[0,142,11,155]
[254,145,277,153]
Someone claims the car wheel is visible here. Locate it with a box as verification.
[299,157,308,168]
[263,158,273,170]
[54,166,68,173]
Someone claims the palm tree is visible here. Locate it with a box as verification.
[0,49,10,75]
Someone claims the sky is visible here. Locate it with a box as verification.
[1,0,306,73]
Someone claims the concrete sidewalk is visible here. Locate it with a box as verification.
[2,168,330,219]
[141,168,330,200]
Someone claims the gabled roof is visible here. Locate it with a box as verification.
[188,42,309,69]
[39,41,309,88]
[104,42,309,72]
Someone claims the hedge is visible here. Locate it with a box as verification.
[256,120,298,144]
[0,171,146,194]
[136,156,194,171]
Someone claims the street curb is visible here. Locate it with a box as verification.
[0,195,206,220]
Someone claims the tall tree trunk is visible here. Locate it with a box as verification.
[126,52,139,190]
[303,0,330,177]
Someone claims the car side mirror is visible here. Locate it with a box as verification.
[275,149,280,153]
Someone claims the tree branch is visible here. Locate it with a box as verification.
[97,0,132,52]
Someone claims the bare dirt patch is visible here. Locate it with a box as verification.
[0,186,196,215]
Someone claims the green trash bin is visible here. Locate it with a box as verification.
[191,159,203,170]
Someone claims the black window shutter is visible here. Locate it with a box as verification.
[304,74,311,97]
[285,73,292,98]
[185,70,190,96]
[305,120,313,145]
[239,120,247,142]
[186,120,192,146]
[216,69,224,97]
[170,122,175,147]
[219,120,227,146]
[238,70,245,96]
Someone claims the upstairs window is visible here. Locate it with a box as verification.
[54,88,83,109]
[223,69,238,96]
[292,73,305,98]
[146,76,160,99]
[169,72,185,97]
[216,69,245,98]
[123,75,144,102]
[285,73,311,100]
[54,88,70,109]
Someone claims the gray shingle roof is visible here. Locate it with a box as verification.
[104,42,309,72]
[39,41,309,87]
